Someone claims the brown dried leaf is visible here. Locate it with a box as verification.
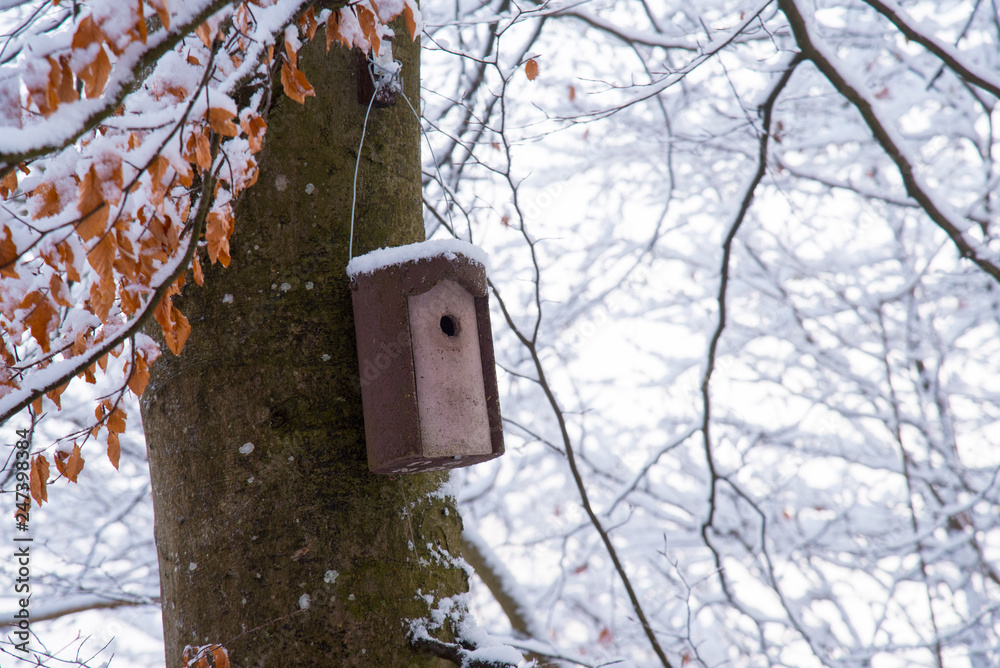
[101,154,124,204]
[205,210,231,265]
[29,455,49,505]
[107,406,127,434]
[0,225,18,278]
[87,234,116,285]
[54,444,85,483]
[46,381,68,409]
[89,277,114,321]
[184,129,212,171]
[49,273,72,307]
[356,5,380,55]
[165,305,191,355]
[80,46,111,98]
[55,55,77,104]
[1,169,17,200]
[132,0,148,44]
[210,645,230,668]
[107,431,120,470]
[242,159,258,188]
[26,58,58,116]
[240,113,266,153]
[154,293,173,333]
[298,7,317,40]
[32,182,62,219]
[71,16,104,50]
[326,11,347,52]
[58,241,81,282]
[525,58,539,81]
[120,283,140,316]
[207,107,239,137]
[159,82,189,101]
[155,296,191,355]
[78,165,108,240]
[191,252,204,286]
[182,645,230,668]
[21,290,57,353]
[403,4,418,40]
[148,154,170,204]
[195,22,213,47]
[147,0,170,29]
[280,62,315,105]
[127,356,150,397]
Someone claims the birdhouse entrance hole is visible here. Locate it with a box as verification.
[440,315,457,337]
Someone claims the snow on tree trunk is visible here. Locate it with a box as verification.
[140,23,466,666]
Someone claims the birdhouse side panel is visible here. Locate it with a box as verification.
[351,271,422,468]
[474,295,505,458]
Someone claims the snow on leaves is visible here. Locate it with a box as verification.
[0,0,421,501]
[182,643,230,668]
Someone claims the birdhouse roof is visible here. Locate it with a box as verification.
[346,238,491,279]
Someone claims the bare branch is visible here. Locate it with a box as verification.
[779,0,1000,284]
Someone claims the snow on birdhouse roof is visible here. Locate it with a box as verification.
[346,238,491,278]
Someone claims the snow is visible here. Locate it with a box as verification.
[346,238,490,278]
[464,645,525,664]
[461,526,540,636]
[409,593,528,666]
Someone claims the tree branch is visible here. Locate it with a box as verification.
[411,634,520,668]
[0,596,155,629]
[0,0,254,169]
[700,52,801,528]
[862,0,1000,99]
[488,276,675,668]
[779,0,1000,285]
[0,130,221,425]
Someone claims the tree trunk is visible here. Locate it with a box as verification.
[140,24,467,667]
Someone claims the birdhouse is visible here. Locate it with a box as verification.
[347,239,504,474]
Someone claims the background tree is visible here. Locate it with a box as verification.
[3,1,1000,667]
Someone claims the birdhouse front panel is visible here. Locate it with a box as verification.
[407,279,492,458]
[347,239,504,474]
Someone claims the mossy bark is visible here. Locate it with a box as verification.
[140,24,467,667]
